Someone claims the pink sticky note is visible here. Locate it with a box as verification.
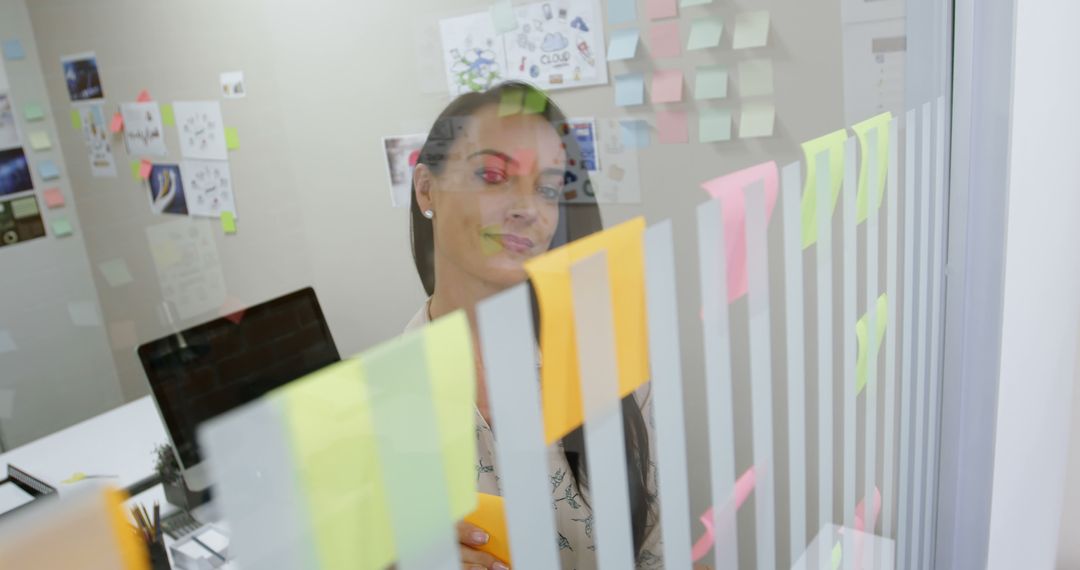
[656,110,688,144]
[651,69,684,103]
[649,21,682,58]
[139,160,152,179]
[854,486,881,532]
[701,161,780,302]
[109,112,123,133]
[691,466,756,562]
[509,148,537,176]
[43,188,65,208]
[647,0,677,20]
[136,89,152,102]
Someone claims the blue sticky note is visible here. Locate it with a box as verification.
[608,0,636,25]
[38,160,61,180]
[620,119,651,149]
[2,39,25,60]
[608,28,640,61]
[615,73,645,107]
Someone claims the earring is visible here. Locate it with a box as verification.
[423,209,435,219]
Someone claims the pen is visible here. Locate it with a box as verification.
[191,535,227,562]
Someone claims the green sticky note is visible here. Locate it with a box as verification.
[498,86,524,116]
[423,312,479,520]
[24,104,44,121]
[800,129,847,248]
[853,112,892,223]
[281,360,394,570]
[698,108,732,143]
[221,211,237,234]
[160,104,175,127]
[695,65,728,100]
[739,102,775,138]
[523,86,547,114]
[856,293,889,394]
[738,58,773,96]
[130,160,142,181]
[680,0,712,6]
[831,540,843,570]
[491,0,518,33]
[687,17,723,50]
[70,109,83,130]
[225,127,240,150]
[51,217,73,237]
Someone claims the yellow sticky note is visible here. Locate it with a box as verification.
[221,211,237,234]
[225,127,240,150]
[160,104,175,127]
[28,131,51,151]
[800,129,848,248]
[423,311,479,519]
[852,112,892,223]
[524,217,649,444]
[280,360,394,570]
[464,493,511,566]
[856,293,888,394]
[70,109,82,130]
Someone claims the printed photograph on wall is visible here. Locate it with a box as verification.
[562,117,599,172]
[181,159,236,218]
[381,133,426,208]
[0,93,20,149]
[0,194,46,248]
[78,104,117,177]
[220,71,246,99]
[121,102,168,157]
[147,164,188,215]
[61,52,105,101]
[440,11,507,95]
[0,147,33,198]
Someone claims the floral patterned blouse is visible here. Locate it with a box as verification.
[406,303,665,569]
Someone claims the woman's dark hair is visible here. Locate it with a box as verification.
[409,81,656,558]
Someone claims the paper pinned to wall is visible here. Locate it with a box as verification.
[381,133,425,208]
[220,71,246,98]
[524,217,649,443]
[855,293,888,394]
[699,109,732,143]
[657,109,688,144]
[649,21,682,58]
[694,65,728,99]
[145,218,227,320]
[181,159,237,219]
[738,58,774,96]
[77,105,117,177]
[650,69,684,103]
[732,10,771,49]
[852,112,892,223]
[647,0,678,20]
[739,102,775,138]
[174,102,228,160]
[700,161,779,302]
[614,73,645,106]
[607,28,640,61]
[800,129,847,248]
[120,102,167,156]
[687,18,723,50]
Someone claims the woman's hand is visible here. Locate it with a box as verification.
[457,521,509,570]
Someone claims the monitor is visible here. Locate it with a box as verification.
[137,287,340,491]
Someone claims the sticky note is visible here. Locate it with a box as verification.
[70,109,82,130]
[852,112,892,223]
[657,110,688,144]
[109,112,123,133]
[51,218,73,237]
[221,211,237,234]
[498,87,524,116]
[139,159,152,180]
[608,0,636,25]
[524,218,649,443]
[687,18,723,50]
[739,102,775,138]
[225,127,240,150]
[136,89,152,102]
[800,129,847,248]
[38,160,60,180]
[464,494,511,566]
[732,10,770,49]
[42,188,64,208]
[608,28,640,61]
[680,0,712,5]
[523,87,547,114]
[700,161,779,302]
[619,119,650,149]
[615,73,645,107]
[649,21,682,58]
[129,161,141,181]
[491,0,518,33]
[0,330,16,354]
[68,301,102,327]
[699,109,732,143]
[651,69,684,103]
[98,258,134,287]
[647,0,678,20]
[695,65,728,100]
[160,103,175,127]
[23,104,44,121]
[832,541,843,569]
[738,58,774,96]
[856,293,888,394]
[2,39,25,60]
[29,131,51,151]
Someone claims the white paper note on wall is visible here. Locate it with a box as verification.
[146,219,227,321]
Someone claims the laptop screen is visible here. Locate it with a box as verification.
[137,287,340,468]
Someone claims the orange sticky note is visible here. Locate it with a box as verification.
[136,89,151,102]
[43,188,64,208]
[138,160,152,179]
[524,217,649,444]
[109,112,123,133]
[463,494,511,566]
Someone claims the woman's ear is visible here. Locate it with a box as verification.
[414,164,435,215]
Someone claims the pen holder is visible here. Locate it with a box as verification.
[148,540,170,570]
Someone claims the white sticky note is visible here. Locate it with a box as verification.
[732,10,770,49]
[67,301,102,327]
[738,59,774,96]
[98,258,134,287]
[0,330,15,354]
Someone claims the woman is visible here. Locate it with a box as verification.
[406,81,664,569]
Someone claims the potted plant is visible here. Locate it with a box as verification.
[153,444,201,510]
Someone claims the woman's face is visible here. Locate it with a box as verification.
[416,104,565,290]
